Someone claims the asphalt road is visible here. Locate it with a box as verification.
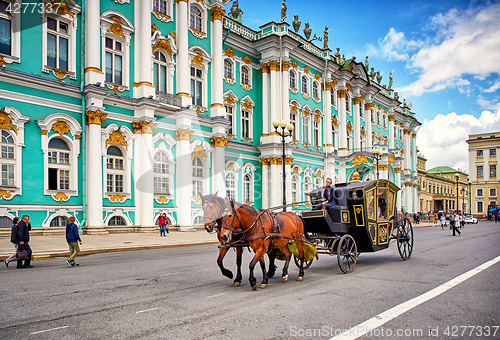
[1,221,499,340]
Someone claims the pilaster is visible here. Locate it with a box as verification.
[133,0,155,98]
[260,64,270,139]
[324,81,333,152]
[210,135,228,197]
[176,0,191,106]
[338,89,348,156]
[84,0,104,86]
[210,7,225,117]
[281,61,291,122]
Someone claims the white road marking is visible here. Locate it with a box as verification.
[330,255,500,340]
[15,290,43,295]
[207,293,225,299]
[160,272,178,277]
[136,307,159,314]
[30,325,68,335]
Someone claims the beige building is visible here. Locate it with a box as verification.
[417,154,469,213]
[467,132,500,218]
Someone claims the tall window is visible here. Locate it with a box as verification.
[490,149,496,158]
[224,59,233,79]
[359,105,364,119]
[394,126,397,139]
[371,109,375,124]
[106,146,124,193]
[477,201,483,213]
[477,150,483,158]
[290,71,296,89]
[491,165,497,178]
[331,90,336,107]
[346,130,350,151]
[105,37,123,85]
[225,105,233,135]
[46,17,69,71]
[225,172,235,200]
[302,116,309,144]
[477,188,483,196]
[153,0,168,15]
[0,1,12,55]
[48,138,70,191]
[313,120,319,147]
[153,51,167,93]
[0,130,14,186]
[490,188,497,197]
[190,66,203,106]
[290,112,297,140]
[243,174,251,203]
[154,151,170,195]
[192,157,203,196]
[190,5,202,31]
[50,215,69,227]
[241,66,250,85]
[241,110,250,139]
[303,177,312,200]
[332,125,336,148]
[315,177,322,189]
[383,114,387,128]
[312,82,319,99]
[292,175,298,203]
[346,97,350,113]
[301,76,308,94]
[477,166,483,178]
[377,111,380,125]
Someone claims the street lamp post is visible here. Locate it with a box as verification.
[455,174,459,213]
[468,180,472,215]
[273,120,294,212]
[371,147,382,180]
[461,188,465,213]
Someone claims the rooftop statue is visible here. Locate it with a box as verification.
[394,92,399,101]
[292,15,301,33]
[229,0,243,22]
[365,56,369,72]
[303,22,312,40]
[323,26,329,50]
[281,0,287,22]
[369,67,376,81]
[388,72,393,89]
[334,47,341,63]
[376,71,382,84]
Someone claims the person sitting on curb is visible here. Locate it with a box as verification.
[66,216,82,267]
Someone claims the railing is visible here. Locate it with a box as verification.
[156,91,181,107]
[223,17,260,41]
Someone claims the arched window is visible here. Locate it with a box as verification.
[331,90,336,107]
[359,104,364,119]
[312,82,319,99]
[50,215,69,227]
[241,110,250,139]
[0,216,13,228]
[241,66,250,85]
[224,59,233,79]
[105,36,123,85]
[315,177,323,189]
[153,51,167,93]
[346,96,350,113]
[154,151,170,195]
[190,5,202,31]
[225,171,235,200]
[303,176,312,200]
[109,216,126,226]
[192,157,204,196]
[377,111,380,125]
[313,119,320,147]
[302,116,309,144]
[106,146,124,193]
[346,130,351,151]
[394,126,397,138]
[290,112,297,140]
[383,114,387,128]
[153,0,168,15]
[190,66,203,106]
[225,104,233,135]
[290,70,296,89]
[194,215,204,225]
[1,130,15,187]
[301,76,308,94]
[48,137,70,191]
[292,175,299,203]
[243,174,251,203]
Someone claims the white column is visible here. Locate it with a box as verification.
[176,0,191,106]
[175,128,194,230]
[404,129,411,172]
[388,114,395,149]
[413,184,419,213]
[210,7,225,117]
[353,95,361,152]
[338,89,347,156]
[365,104,373,149]
[133,0,155,98]
[134,129,155,230]
[85,111,107,234]
[285,158,292,211]
[261,159,270,209]
[260,64,270,135]
[282,62,290,122]
[324,82,332,150]
[84,0,104,86]
[210,136,227,197]
[270,158,280,207]
[269,61,279,125]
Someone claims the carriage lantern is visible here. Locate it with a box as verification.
[371,147,383,180]
[273,120,294,212]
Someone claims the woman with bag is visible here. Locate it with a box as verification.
[158,213,166,237]
[451,212,461,236]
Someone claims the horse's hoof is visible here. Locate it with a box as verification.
[231,282,240,287]
[252,284,258,291]
[282,275,288,282]
[297,276,304,282]
[259,283,267,289]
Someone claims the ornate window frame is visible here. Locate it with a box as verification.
[301,74,310,99]
[303,173,313,201]
[190,140,211,203]
[37,113,82,202]
[151,31,177,96]
[152,0,173,22]
[153,132,176,203]
[188,2,207,39]
[104,212,132,226]
[241,162,256,204]
[223,90,238,138]
[189,46,211,110]
[223,58,235,84]
[0,0,20,64]
[239,95,254,143]
[240,64,252,90]
[225,160,241,201]
[289,69,298,93]
[312,81,320,102]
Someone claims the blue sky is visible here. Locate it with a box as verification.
[232,0,500,171]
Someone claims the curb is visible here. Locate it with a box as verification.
[1,241,220,261]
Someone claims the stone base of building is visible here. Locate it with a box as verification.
[82,226,110,235]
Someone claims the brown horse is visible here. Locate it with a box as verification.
[220,201,306,290]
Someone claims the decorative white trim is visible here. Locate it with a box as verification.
[188,2,207,39]
[104,211,133,226]
[190,139,211,200]
[0,0,20,64]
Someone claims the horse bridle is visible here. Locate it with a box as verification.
[220,200,244,242]
[203,196,230,233]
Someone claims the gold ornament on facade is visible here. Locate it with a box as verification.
[210,7,225,21]
[133,120,157,134]
[224,47,236,58]
[106,130,128,150]
[155,196,170,204]
[259,158,270,166]
[259,63,269,74]
[314,114,321,121]
[51,69,68,80]
[169,31,176,44]
[224,96,235,105]
[302,109,310,117]
[242,101,253,110]
[153,11,172,22]
[331,115,338,126]
[107,84,124,93]
[338,89,347,98]
[192,145,208,160]
[242,55,253,65]
[190,27,206,39]
[394,168,401,173]
[365,102,375,110]
[290,102,298,113]
[0,110,18,133]
[0,56,11,67]
[412,133,416,139]
[314,73,321,80]
[268,60,280,71]
[40,129,48,135]
[285,157,294,165]
[151,22,158,35]
[403,128,411,135]
[175,128,194,141]
[85,110,107,125]
[346,84,352,93]
[210,136,228,147]
[303,66,310,74]
[348,60,355,72]
[52,119,71,136]
[152,39,173,60]
[192,50,205,69]
[44,1,76,27]
[227,163,235,171]
[388,153,395,165]
[0,189,14,199]
[107,16,126,39]
[108,194,126,203]
[75,134,81,140]
[388,114,395,121]
[346,121,353,132]
[281,61,291,71]
[52,192,69,202]
[291,61,299,69]
[360,127,366,135]
[244,137,251,143]
[351,154,368,166]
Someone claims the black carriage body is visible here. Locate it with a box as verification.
[302,179,400,253]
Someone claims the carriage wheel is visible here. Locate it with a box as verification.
[293,254,313,269]
[397,218,414,260]
[337,234,358,274]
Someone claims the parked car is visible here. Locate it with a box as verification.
[464,215,478,224]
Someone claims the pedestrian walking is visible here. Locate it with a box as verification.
[4,217,20,267]
[158,213,166,236]
[451,212,461,236]
[13,215,33,268]
[66,216,82,267]
[495,211,499,223]
[460,213,465,229]
[440,214,446,230]
[165,214,170,234]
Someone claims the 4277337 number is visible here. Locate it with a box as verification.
[444,325,498,337]
[5,2,63,14]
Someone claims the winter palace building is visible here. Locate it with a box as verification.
[0,0,421,233]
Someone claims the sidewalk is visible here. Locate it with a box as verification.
[0,229,219,261]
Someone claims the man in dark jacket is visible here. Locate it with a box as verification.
[313,178,336,209]
[66,216,82,266]
[14,215,32,268]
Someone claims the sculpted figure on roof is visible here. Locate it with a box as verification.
[281,0,287,22]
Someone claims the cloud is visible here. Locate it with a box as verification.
[483,79,500,93]
[417,108,500,171]
[389,3,500,97]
